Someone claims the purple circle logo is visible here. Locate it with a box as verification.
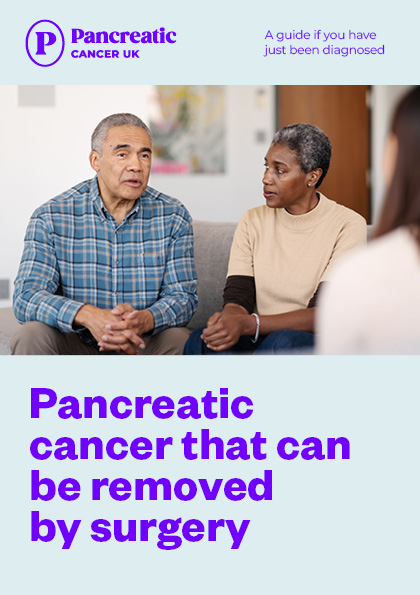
[26,20,65,67]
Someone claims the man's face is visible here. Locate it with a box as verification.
[90,125,152,205]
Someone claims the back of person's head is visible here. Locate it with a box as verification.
[272,123,331,187]
[376,86,420,242]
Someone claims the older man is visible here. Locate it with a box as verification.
[12,113,197,355]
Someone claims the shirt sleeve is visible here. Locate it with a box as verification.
[146,212,198,333]
[223,275,256,313]
[13,213,84,333]
[319,214,367,282]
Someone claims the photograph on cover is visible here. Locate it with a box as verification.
[0,84,418,355]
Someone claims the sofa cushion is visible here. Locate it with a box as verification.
[188,221,236,329]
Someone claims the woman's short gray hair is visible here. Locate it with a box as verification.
[91,113,152,155]
[272,123,331,187]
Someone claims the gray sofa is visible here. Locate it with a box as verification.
[0,221,236,355]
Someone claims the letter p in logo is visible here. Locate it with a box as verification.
[26,20,65,67]
[35,31,57,55]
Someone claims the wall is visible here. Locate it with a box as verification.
[370,85,413,222]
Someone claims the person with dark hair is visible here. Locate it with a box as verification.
[184,123,366,355]
[12,113,198,355]
[318,86,420,354]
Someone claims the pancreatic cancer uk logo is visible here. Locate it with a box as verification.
[26,20,65,67]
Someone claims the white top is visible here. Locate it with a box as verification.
[317,227,420,354]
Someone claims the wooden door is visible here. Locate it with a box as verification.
[277,86,370,221]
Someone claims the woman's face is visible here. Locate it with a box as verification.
[263,143,320,214]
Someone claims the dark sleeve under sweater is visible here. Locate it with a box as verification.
[223,276,325,313]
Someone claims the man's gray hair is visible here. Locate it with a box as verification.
[91,113,152,155]
[272,123,331,187]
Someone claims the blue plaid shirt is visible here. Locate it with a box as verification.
[14,177,198,334]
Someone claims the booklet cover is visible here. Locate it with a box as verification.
[0,2,418,594]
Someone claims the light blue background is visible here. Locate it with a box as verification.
[1,0,418,83]
[1,356,419,594]
[1,1,420,593]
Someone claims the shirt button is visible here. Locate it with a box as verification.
[115,291,119,296]
[115,260,119,265]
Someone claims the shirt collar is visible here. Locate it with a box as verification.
[90,176,142,221]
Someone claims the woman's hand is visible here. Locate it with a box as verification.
[201,305,256,351]
[201,304,316,352]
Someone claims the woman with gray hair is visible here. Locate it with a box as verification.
[184,123,366,354]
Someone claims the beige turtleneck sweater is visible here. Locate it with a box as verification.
[227,193,367,316]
